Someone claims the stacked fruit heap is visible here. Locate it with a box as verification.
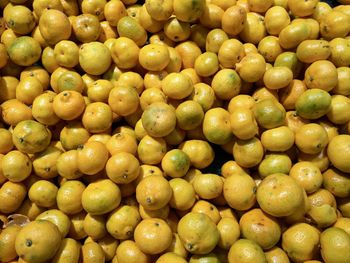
[1,0,350,262]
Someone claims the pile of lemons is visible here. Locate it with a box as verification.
[0,0,350,262]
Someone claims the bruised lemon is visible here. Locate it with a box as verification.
[12,120,51,154]
[141,102,176,137]
[289,161,323,194]
[240,208,281,250]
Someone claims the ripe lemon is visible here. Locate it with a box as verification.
[228,239,267,263]
[15,220,62,263]
[178,212,219,255]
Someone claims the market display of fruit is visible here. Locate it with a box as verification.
[0,0,350,262]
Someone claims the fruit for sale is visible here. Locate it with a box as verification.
[0,1,349,262]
